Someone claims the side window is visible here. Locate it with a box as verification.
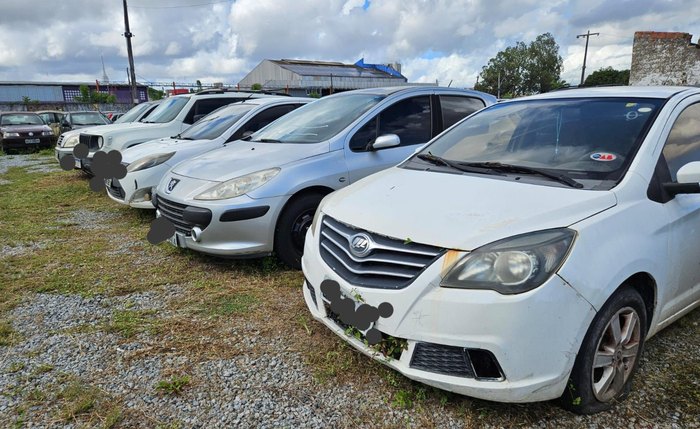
[229,105,299,142]
[349,96,431,152]
[662,103,700,181]
[440,96,485,129]
[184,98,238,124]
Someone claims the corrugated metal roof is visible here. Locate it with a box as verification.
[271,60,402,79]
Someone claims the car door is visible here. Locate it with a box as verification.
[655,98,700,324]
[344,94,434,183]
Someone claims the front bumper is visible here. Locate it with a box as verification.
[301,225,597,403]
[105,166,165,209]
[2,136,52,150]
[155,192,288,257]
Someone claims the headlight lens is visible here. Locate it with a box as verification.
[4,132,20,137]
[126,152,176,172]
[62,134,79,148]
[42,131,53,136]
[98,136,104,148]
[194,168,280,200]
[441,228,576,294]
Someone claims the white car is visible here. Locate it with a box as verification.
[106,97,311,208]
[76,90,277,173]
[302,86,700,413]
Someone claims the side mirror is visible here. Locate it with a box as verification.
[61,120,70,127]
[663,161,700,196]
[370,134,400,151]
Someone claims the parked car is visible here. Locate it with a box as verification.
[0,112,53,152]
[153,86,496,267]
[76,90,278,173]
[55,100,162,166]
[107,97,311,208]
[37,110,65,142]
[301,86,700,413]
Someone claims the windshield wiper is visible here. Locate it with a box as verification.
[255,138,282,143]
[460,162,584,189]
[416,153,503,175]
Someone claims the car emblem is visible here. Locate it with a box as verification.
[28,132,34,136]
[166,178,180,193]
[349,233,372,258]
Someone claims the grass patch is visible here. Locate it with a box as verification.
[8,361,25,373]
[58,381,98,420]
[155,375,190,395]
[107,309,159,338]
[0,320,19,346]
[206,293,258,317]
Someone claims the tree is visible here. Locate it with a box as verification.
[583,67,630,87]
[475,33,564,98]
[147,87,165,100]
[74,84,116,104]
[251,83,262,91]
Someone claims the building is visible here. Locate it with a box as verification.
[0,81,149,110]
[630,32,700,86]
[237,58,408,96]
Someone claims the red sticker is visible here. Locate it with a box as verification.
[590,152,617,161]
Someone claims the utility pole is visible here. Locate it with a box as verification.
[577,30,599,85]
[122,0,138,105]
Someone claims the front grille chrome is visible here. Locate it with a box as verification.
[156,195,193,235]
[79,134,100,150]
[319,216,443,289]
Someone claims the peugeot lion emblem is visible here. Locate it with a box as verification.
[28,132,34,136]
[349,233,372,257]
[166,178,180,193]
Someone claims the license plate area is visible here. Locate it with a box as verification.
[25,138,40,144]
[74,158,82,169]
[168,232,187,248]
[322,287,374,336]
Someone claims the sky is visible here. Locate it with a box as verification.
[0,0,697,90]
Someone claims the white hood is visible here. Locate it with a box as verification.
[120,137,218,163]
[321,167,617,251]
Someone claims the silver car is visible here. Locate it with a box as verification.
[154,86,496,267]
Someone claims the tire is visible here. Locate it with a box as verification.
[274,193,324,269]
[561,286,647,414]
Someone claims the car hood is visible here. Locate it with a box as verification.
[171,141,329,182]
[1,124,50,133]
[121,137,218,163]
[321,167,617,251]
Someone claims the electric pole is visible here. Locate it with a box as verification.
[577,30,599,86]
[123,0,138,105]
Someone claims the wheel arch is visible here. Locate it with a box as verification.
[618,272,657,332]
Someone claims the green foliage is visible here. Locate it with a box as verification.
[475,33,564,97]
[251,83,262,91]
[74,85,117,104]
[391,389,413,408]
[156,375,190,395]
[148,87,165,100]
[21,96,39,106]
[308,90,321,98]
[583,67,630,87]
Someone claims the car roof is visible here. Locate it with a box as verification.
[36,110,63,114]
[238,96,313,106]
[517,86,700,101]
[0,111,41,115]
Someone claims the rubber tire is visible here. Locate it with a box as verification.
[274,193,324,269]
[560,286,647,414]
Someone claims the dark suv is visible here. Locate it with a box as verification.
[0,112,53,152]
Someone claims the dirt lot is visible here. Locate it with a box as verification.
[1,152,698,428]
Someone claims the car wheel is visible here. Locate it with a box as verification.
[561,286,647,414]
[274,193,324,269]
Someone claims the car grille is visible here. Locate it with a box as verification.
[410,343,475,378]
[156,195,193,235]
[106,180,125,200]
[56,134,65,147]
[319,216,444,289]
[79,134,101,150]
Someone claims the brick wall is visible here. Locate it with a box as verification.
[630,31,700,86]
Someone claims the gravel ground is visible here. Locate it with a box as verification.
[0,153,61,178]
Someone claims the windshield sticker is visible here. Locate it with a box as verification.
[590,152,617,161]
[625,102,638,108]
[638,107,652,113]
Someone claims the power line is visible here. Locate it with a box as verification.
[130,0,233,9]
[577,30,600,85]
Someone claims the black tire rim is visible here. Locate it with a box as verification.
[290,209,315,255]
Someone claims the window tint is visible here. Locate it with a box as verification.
[180,103,255,140]
[115,103,150,124]
[229,104,300,142]
[662,103,700,181]
[184,98,243,124]
[349,96,431,151]
[143,97,189,123]
[440,96,484,129]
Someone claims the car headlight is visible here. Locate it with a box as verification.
[194,168,280,200]
[441,228,576,294]
[62,134,79,148]
[3,132,20,137]
[98,136,104,148]
[126,152,176,172]
[42,131,53,136]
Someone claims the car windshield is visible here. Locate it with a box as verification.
[70,112,107,125]
[249,93,384,143]
[180,103,255,140]
[412,97,664,190]
[1,113,44,126]
[115,103,150,123]
[142,97,189,123]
